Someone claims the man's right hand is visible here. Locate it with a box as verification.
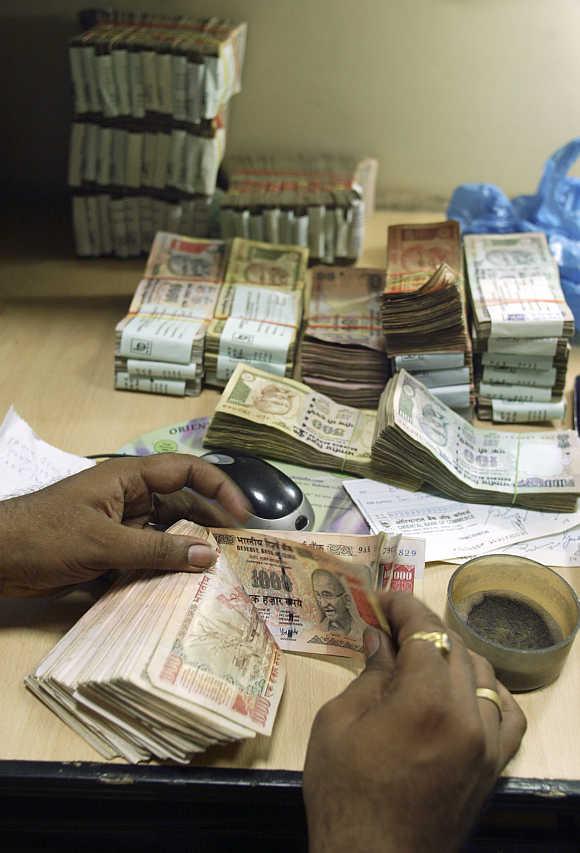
[303,592,527,853]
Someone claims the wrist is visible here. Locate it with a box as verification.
[306,801,399,853]
[0,496,36,595]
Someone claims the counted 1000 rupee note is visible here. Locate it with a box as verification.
[210,526,419,657]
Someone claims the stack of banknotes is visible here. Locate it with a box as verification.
[371,370,580,512]
[382,221,474,415]
[204,364,580,512]
[204,238,307,387]
[73,194,214,258]
[204,363,379,477]
[300,266,390,407]
[219,155,378,263]
[68,11,247,256]
[114,234,309,396]
[70,122,225,257]
[114,233,227,396]
[464,232,575,423]
[27,520,420,762]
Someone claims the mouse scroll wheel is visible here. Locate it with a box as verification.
[203,453,235,465]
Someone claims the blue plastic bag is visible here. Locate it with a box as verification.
[447,138,580,328]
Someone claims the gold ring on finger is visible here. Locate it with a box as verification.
[475,687,503,722]
[401,631,451,658]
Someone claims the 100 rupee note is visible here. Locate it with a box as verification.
[372,370,580,511]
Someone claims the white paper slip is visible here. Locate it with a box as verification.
[138,302,211,322]
[126,359,200,381]
[491,399,566,423]
[230,285,301,325]
[216,318,293,381]
[428,384,471,409]
[0,407,94,501]
[118,315,204,364]
[479,381,552,403]
[482,365,557,389]
[412,367,470,389]
[343,478,580,563]
[115,372,186,397]
[394,352,465,371]
[484,336,560,356]
[481,352,557,371]
[487,525,580,567]
[483,276,565,338]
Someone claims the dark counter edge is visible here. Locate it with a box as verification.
[0,761,578,804]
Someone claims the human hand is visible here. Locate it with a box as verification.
[303,592,527,853]
[0,453,249,597]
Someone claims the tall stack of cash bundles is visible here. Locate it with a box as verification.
[115,233,308,397]
[219,155,378,264]
[68,11,247,257]
[205,237,308,387]
[464,233,575,423]
[382,221,473,417]
[115,232,227,396]
[300,266,390,407]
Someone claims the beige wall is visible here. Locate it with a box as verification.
[2,0,580,206]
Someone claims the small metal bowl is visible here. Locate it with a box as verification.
[445,554,580,692]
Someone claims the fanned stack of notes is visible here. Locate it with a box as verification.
[382,221,473,414]
[204,363,379,477]
[219,155,378,263]
[372,370,580,512]
[27,525,285,763]
[114,234,308,396]
[204,364,580,511]
[68,12,247,256]
[464,233,575,423]
[300,267,390,408]
[27,521,424,761]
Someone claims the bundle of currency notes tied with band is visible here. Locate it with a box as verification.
[204,364,580,512]
[115,233,308,396]
[300,266,390,408]
[219,155,378,264]
[27,520,414,762]
[68,10,247,256]
[204,363,380,477]
[372,370,580,512]
[464,233,575,423]
[382,221,474,417]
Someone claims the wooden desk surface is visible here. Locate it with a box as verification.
[0,211,578,781]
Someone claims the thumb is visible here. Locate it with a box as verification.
[105,524,218,573]
[337,628,396,717]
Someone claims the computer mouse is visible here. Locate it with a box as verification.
[200,450,315,531]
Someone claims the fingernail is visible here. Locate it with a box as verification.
[187,544,217,567]
[363,627,381,658]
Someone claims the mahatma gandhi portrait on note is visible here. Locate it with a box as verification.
[311,569,353,636]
